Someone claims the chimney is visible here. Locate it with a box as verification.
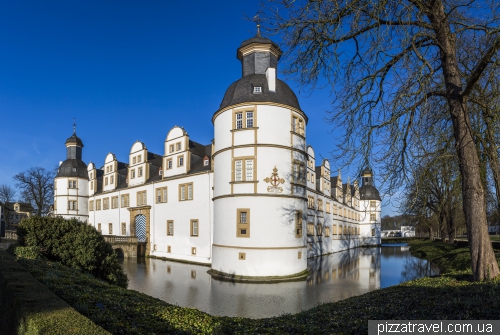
[266,67,276,92]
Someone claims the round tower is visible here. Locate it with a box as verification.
[53,124,89,221]
[210,30,308,280]
[359,167,381,243]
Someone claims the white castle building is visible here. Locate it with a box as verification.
[54,32,381,281]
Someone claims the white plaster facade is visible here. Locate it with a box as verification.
[53,33,381,280]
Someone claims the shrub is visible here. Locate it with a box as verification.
[17,216,128,288]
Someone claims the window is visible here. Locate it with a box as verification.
[253,86,262,93]
[371,228,375,237]
[317,199,323,211]
[324,226,331,237]
[191,248,196,256]
[237,209,250,237]
[370,201,376,208]
[137,191,147,206]
[68,180,77,189]
[176,142,181,151]
[167,220,174,236]
[105,177,108,186]
[203,158,209,166]
[121,194,129,207]
[89,200,94,211]
[109,223,113,235]
[170,144,174,153]
[178,155,184,167]
[234,158,254,182]
[96,199,101,210]
[333,224,338,235]
[246,111,254,127]
[103,198,109,210]
[370,213,376,221]
[90,181,94,190]
[121,223,126,235]
[98,223,101,232]
[131,169,136,179]
[191,220,198,236]
[308,196,315,209]
[110,175,114,184]
[316,224,323,236]
[292,161,306,184]
[236,112,243,129]
[68,200,77,210]
[307,222,314,235]
[138,167,143,177]
[234,110,256,129]
[138,155,141,163]
[106,166,109,173]
[167,158,173,169]
[111,196,118,209]
[133,157,136,164]
[179,183,193,201]
[156,187,168,203]
[326,202,331,213]
[292,116,305,135]
[295,211,303,238]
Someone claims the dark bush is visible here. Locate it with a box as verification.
[17,216,128,288]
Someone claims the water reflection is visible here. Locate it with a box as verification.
[119,244,438,319]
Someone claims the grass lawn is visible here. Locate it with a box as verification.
[11,240,500,334]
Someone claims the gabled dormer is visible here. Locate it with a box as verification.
[88,162,97,196]
[316,159,331,196]
[331,169,343,203]
[306,146,316,189]
[353,180,360,209]
[163,126,190,178]
[103,153,119,192]
[344,178,352,206]
[129,141,149,186]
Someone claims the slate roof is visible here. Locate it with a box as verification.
[56,159,89,179]
[91,143,212,195]
[239,35,279,49]
[218,74,302,112]
[359,185,381,201]
[65,133,84,147]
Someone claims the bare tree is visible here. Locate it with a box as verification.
[265,0,500,279]
[0,184,17,228]
[13,167,54,216]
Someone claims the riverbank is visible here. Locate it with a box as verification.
[3,240,500,334]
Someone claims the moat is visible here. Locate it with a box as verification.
[119,244,438,318]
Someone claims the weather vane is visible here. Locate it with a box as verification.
[73,118,76,134]
[253,12,262,37]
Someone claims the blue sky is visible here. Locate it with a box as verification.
[0,1,395,214]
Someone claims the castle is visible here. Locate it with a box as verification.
[54,32,381,280]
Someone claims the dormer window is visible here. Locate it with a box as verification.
[203,159,209,166]
[253,86,262,94]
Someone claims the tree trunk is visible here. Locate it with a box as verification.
[431,2,500,280]
[428,226,433,240]
[482,111,500,214]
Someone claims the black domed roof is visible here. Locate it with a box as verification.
[362,167,373,175]
[56,159,89,179]
[65,133,84,147]
[218,74,302,112]
[359,185,381,201]
[239,35,279,49]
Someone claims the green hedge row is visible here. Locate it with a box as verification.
[0,250,109,335]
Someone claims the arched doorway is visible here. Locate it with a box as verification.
[114,248,125,258]
[135,214,147,242]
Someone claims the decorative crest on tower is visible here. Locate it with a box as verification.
[264,166,285,193]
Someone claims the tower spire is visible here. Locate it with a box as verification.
[73,118,76,134]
